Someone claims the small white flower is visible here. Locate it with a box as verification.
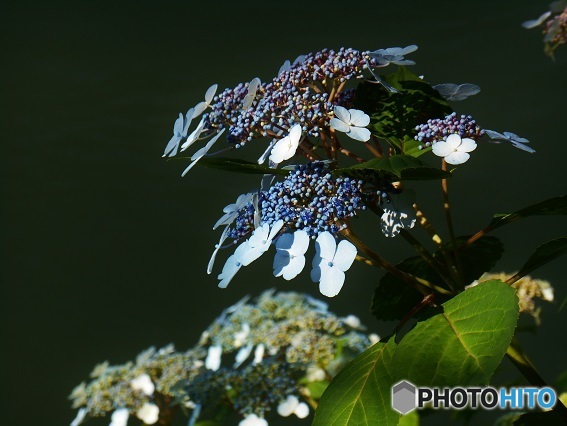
[522,11,552,29]
[234,343,254,368]
[213,192,255,230]
[540,283,554,302]
[205,345,223,371]
[369,45,418,66]
[311,232,357,297]
[273,230,309,280]
[193,84,218,118]
[217,241,251,288]
[239,414,268,426]
[136,403,159,425]
[269,124,303,164]
[330,106,371,142]
[240,220,284,266]
[109,408,129,426]
[242,77,261,110]
[484,130,535,153]
[181,128,226,176]
[130,373,155,396]
[433,83,480,101]
[369,333,380,345]
[343,314,362,329]
[305,365,327,382]
[70,408,87,426]
[253,344,265,364]
[234,323,251,347]
[277,395,310,419]
[163,108,194,158]
[432,133,477,165]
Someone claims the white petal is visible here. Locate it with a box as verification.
[289,230,310,256]
[234,343,254,368]
[240,245,265,266]
[173,113,183,135]
[130,374,155,396]
[484,129,507,140]
[109,408,129,426]
[347,126,371,142]
[315,232,336,262]
[275,233,294,251]
[333,105,351,124]
[163,135,181,158]
[511,141,536,153]
[432,141,454,157]
[288,124,303,143]
[269,136,293,164]
[310,265,322,282]
[392,59,416,66]
[278,395,299,417]
[204,84,218,104]
[278,60,291,75]
[445,134,462,149]
[267,219,284,241]
[181,117,206,151]
[253,344,265,364]
[239,414,268,426]
[319,266,345,297]
[136,403,159,425]
[504,132,529,143]
[348,109,370,127]
[192,101,207,118]
[258,140,276,164]
[273,251,290,277]
[330,117,351,133]
[522,11,552,28]
[541,287,554,302]
[248,224,269,247]
[217,249,244,288]
[205,345,222,371]
[281,255,305,280]
[207,227,230,274]
[343,314,361,329]
[332,240,357,271]
[294,402,310,419]
[399,44,418,55]
[457,137,477,153]
[182,108,195,136]
[445,151,470,165]
[71,408,87,426]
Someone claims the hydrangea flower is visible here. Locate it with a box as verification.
[181,128,226,176]
[330,106,371,142]
[109,408,129,426]
[277,395,309,419]
[433,83,480,101]
[369,45,418,66]
[239,414,268,426]
[130,374,155,396]
[311,232,357,297]
[136,403,159,425]
[273,230,309,280]
[193,84,218,118]
[205,345,223,371]
[163,109,194,158]
[218,242,252,288]
[181,116,207,151]
[240,220,284,266]
[432,133,477,165]
[269,125,303,164]
[484,130,535,153]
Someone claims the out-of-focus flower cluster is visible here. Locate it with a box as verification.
[477,272,554,324]
[69,291,379,426]
[522,0,567,57]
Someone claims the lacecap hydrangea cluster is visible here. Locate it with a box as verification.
[69,291,379,426]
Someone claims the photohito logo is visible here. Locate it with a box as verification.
[391,380,557,414]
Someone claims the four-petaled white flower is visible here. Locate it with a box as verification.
[330,106,371,142]
[432,133,477,165]
[239,414,268,426]
[369,45,418,67]
[433,83,480,101]
[311,232,357,297]
[181,128,226,176]
[484,130,535,153]
[217,242,251,288]
[273,230,309,280]
[240,220,284,266]
[163,108,194,157]
[205,345,222,371]
[109,408,129,426]
[277,395,310,419]
[70,408,87,426]
[193,84,218,118]
[136,403,159,425]
[269,125,303,164]
[130,373,155,396]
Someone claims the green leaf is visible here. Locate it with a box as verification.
[392,280,519,386]
[313,337,400,426]
[188,157,288,175]
[306,381,330,399]
[335,155,450,182]
[489,196,567,231]
[450,235,505,285]
[512,410,564,425]
[514,237,567,279]
[398,411,420,426]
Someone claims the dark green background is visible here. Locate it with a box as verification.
[2,1,566,425]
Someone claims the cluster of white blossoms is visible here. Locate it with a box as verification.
[69,291,379,426]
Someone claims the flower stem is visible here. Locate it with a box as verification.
[364,141,382,158]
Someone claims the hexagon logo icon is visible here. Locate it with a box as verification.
[392,380,417,414]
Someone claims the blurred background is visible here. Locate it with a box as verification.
[2,0,566,425]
